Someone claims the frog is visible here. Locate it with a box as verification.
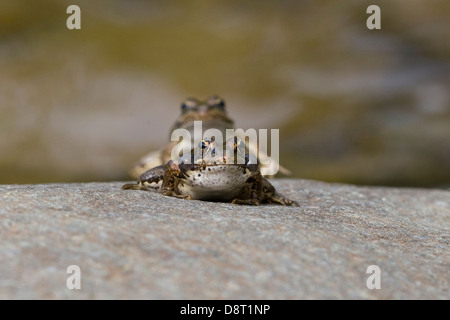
[128,95,290,179]
[123,137,299,206]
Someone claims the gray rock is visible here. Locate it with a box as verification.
[0,180,448,299]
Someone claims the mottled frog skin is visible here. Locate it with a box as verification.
[123,138,298,206]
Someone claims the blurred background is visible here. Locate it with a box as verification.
[1,0,449,187]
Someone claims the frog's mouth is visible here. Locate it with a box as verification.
[177,153,258,175]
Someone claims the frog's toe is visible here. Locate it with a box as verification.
[268,194,299,207]
[287,199,300,207]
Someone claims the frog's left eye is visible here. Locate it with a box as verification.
[245,154,258,165]
[245,154,258,171]
[213,99,225,110]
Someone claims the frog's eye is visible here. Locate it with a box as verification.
[207,95,226,111]
[245,154,257,165]
[245,154,258,171]
[181,98,198,113]
[200,139,211,149]
[213,99,225,110]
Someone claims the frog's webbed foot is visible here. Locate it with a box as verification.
[122,165,166,191]
[267,194,299,207]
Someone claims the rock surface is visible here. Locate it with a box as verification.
[0,180,448,299]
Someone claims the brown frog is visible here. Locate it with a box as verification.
[123,137,298,206]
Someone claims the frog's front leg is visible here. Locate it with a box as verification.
[122,165,166,190]
[159,160,193,200]
[231,174,263,206]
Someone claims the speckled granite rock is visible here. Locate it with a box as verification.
[0,180,448,299]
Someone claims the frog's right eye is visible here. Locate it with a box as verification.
[207,96,226,111]
[181,103,193,112]
[181,98,198,113]
[200,139,211,149]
